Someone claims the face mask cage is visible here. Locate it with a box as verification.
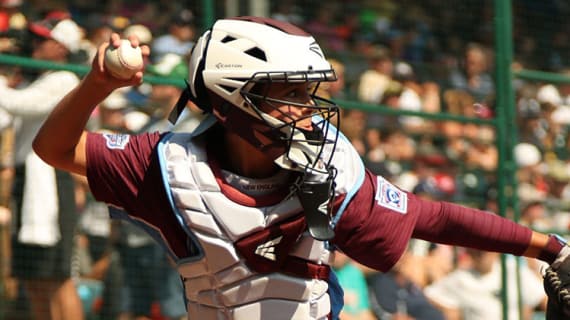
[240,70,340,174]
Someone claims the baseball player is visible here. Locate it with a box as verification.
[33,16,570,320]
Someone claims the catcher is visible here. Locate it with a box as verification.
[33,16,570,319]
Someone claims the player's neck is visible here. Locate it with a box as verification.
[223,131,280,179]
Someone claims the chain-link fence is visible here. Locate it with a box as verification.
[0,1,569,320]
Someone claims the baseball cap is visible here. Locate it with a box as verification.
[537,84,561,106]
[28,14,82,52]
[393,61,415,81]
[514,142,541,167]
[413,173,456,200]
[123,24,153,45]
[173,9,194,26]
[101,89,129,110]
[146,53,188,79]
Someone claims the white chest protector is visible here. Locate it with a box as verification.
[156,126,364,320]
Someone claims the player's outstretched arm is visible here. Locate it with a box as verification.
[33,33,148,176]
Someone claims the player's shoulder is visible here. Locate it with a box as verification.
[92,130,164,153]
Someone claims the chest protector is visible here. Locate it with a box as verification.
[157,127,364,320]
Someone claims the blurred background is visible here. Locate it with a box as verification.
[0,0,569,319]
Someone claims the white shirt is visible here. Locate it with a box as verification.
[424,256,544,320]
[357,70,390,104]
[0,70,79,245]
[0,71,80,165]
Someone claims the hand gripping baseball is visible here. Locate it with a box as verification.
[93,33,149,89]
[544,246,570,319]
[104,39,144,80]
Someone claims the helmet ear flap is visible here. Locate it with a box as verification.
[188,30,212,113]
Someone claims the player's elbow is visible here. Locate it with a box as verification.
[33,132,87,176]
[32,133,67,169]
[32,134,57,166]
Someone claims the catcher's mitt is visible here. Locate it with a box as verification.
[544,253,570,320]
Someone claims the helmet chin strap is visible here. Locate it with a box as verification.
[258,115,335,241]
[273,128,336,241]
[168,81,193,125]
[294,165,336,241]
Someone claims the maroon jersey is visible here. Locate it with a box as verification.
[86,132,533,271]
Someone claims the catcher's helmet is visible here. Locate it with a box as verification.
[177,16,339,174]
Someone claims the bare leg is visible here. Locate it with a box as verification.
[25,278,84,320]
[25,279,53,320]
[55,278,84,320]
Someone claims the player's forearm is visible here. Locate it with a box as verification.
[413,200,532,255]
[414,200,565,263]
[33,74,112,175]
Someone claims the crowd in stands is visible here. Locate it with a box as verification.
[0,0,569,319]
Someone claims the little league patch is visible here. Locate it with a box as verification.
[103,133,130,150]
[375,176,408,214]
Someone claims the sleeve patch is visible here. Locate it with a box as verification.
[103,133,130,150]
[375,176,408,214]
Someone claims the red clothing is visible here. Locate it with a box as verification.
[86,132,533,272]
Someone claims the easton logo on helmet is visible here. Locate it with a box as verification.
[215,62,243,69]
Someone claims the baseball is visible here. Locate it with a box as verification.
[104,39,144,80]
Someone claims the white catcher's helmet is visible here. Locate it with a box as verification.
[175,16,340,174]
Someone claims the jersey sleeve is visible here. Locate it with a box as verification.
[333,168,533,273]
[332,169,423,272]
[85,131,163,213]
[86,131,192,258]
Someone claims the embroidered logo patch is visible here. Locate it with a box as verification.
[103,133,130,150]
[255,236,283,261]
[375,176,408,214]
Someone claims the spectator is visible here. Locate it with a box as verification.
[75,175,123,320]
[368,249,445,320]
[331,251,376,320]
[357,46,394,104]
[443,88,475,115]
[448,43,494,103]
[0,13,84,320]
[123,24,153,46]
[340,109,367,156]
[544,158,570,202]
[392,61,440,134]
[115,214,162,320]
[271,0,304,26]
[151,9,195,62]
[0,0,25,54]
[143,53,204,133]
[304,5,345,52]
[425,247,545,320]
[382,127,417,163]
[78,22,113,64]
[463,125,497,171]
